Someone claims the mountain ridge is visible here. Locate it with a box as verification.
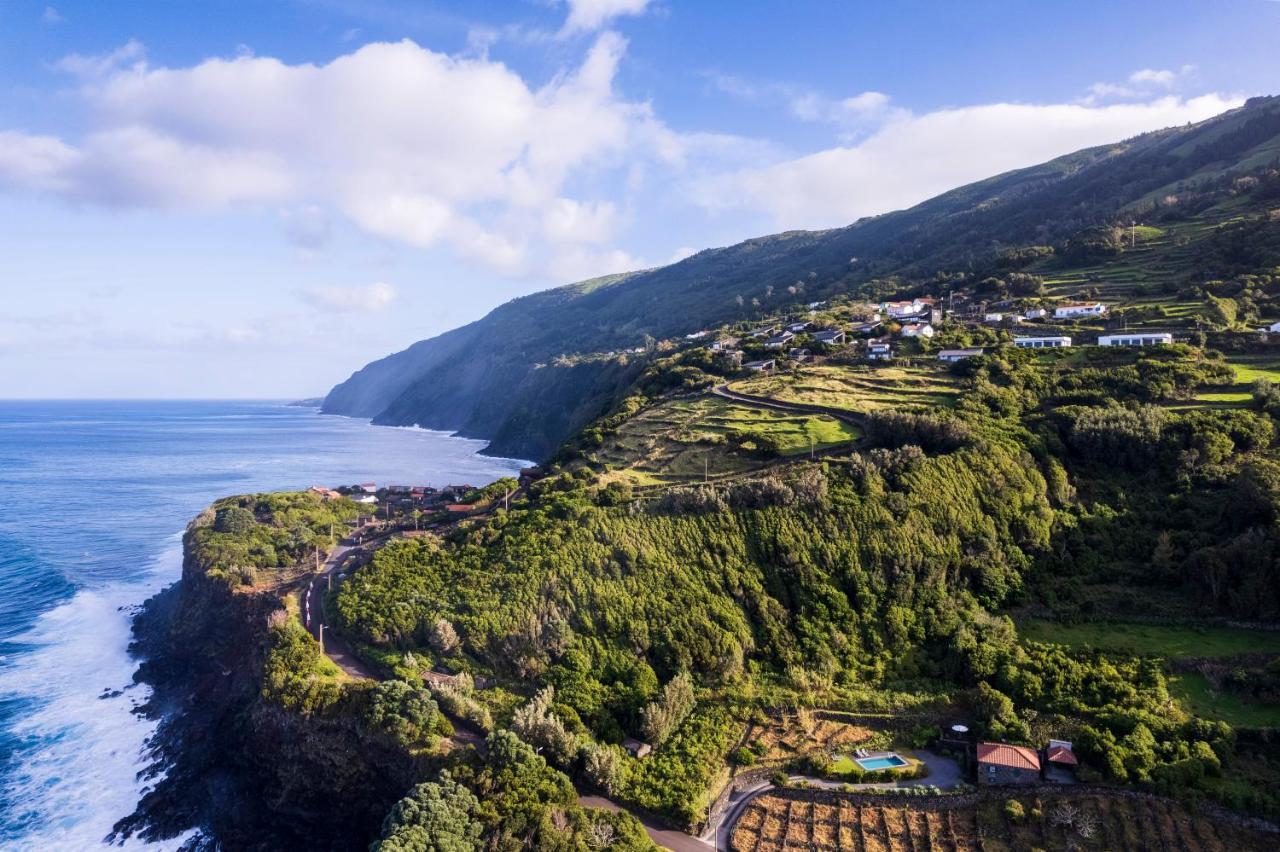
[323,95,1280,460]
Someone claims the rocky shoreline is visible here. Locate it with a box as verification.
[111,521,415,851]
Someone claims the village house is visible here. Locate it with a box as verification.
[790,348,811,362]
[743,358,775,373]
[684,330,710,340]
[748,324,779,339]
[358,482,377,493]
[866,338,893,361]
[764,331,795,349]
[348,492,377,505]
[1024,307,1048,320]
[1098,332,1173,346]
[1266,321,1280,334]
[307,486,341,500]
[1014,335,1072,348]
[901,322,935,339]
[1045,739,1079,782]
[1054,302,1107,319]
[787,320,811,333]
[813,329,847,346]
[854,320,883,335]
[881,298,932,319]
[977,742,1041,786]
[984,312,1004,323]
[718,350,745,370]
[937,348,983,362]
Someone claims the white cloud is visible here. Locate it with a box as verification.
[298,282,397,313]
[560,0,651,34]
[54,40,145,79]
[1129,68,1178,87]
[697,94,1243,230]
[0,35,678,279]
[42,6,63,24]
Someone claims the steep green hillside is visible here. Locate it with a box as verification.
[324,96,1280,460]
[328,339,1280,830]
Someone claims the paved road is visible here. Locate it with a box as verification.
[578,795,713,852]
[303,542,376,679]
[711,382,866,428]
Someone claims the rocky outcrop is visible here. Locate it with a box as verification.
[113,513,417,851]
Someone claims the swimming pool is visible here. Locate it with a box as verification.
[855,754,909,771]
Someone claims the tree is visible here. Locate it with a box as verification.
[641,670,696,745]
[583,743,624,795]
[375,772,482,852]
[363,680,439,746]
[430,618,460,655]
[214,505,256,535]
[511,686,577,765]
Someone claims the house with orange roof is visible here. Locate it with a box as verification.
[976,741,1041,785]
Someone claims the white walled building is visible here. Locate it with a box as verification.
[1054,302,1107,319]
[1098,332,1173,347]
[1014,336,1072,348]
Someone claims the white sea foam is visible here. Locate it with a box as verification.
[0,538,193,851]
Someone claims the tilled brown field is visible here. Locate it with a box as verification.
[727,791,1273,851]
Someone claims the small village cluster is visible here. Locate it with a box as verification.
[699,294,1178,373]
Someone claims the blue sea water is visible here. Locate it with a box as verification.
[0,400,528,850]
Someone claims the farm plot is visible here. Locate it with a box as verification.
[591,396,857,485]
[727,792,1270,851]
[732,364,960,413]
[739,713,879,766]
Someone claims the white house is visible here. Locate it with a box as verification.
[349,493,377,505]
[813,329,846,346]
[1054,302,1107,319]
[984,313,1004,323]
[1014,336,1072,349]
[1024,308,1048,320]
[901,323,935,339]
[881,298,934,319]
[866,338,893,361]
[787,321,811,333]
[1263,321,1280,334]
[764,331,795,349]
[938,348,984,362]
[743,359,775,372]
[1098,332,1173,347]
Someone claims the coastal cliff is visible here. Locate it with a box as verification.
[114,503,417,851]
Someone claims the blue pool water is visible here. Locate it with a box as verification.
[0,400,527,850]
[856,754,909,770]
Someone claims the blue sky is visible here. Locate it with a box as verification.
[0,0,1276,398]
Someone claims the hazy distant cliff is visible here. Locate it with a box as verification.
[323,96,1280,461]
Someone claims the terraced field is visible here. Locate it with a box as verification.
[728,791,1271,851]
[730,365,960,414]
[592,396,858,485]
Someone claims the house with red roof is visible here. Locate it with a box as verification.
[976,741,1041,785]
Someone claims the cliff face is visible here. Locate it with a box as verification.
[115,515,415,851]
[322,97,1280,462]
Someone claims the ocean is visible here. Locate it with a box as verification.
[0,400,528,850]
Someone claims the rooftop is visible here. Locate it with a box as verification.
[977,741,1040,772]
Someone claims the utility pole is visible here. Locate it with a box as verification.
[810,434,815,460]
[314,546,320,571]
[327,573,332,592]
[318,624,325,654]
[1131,220,1136,249]
[704,455,709,483]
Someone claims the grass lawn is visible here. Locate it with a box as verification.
[1170,673,1280,728]
[1018,618,1280,659]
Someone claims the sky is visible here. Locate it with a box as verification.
[0,0,1277,399]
